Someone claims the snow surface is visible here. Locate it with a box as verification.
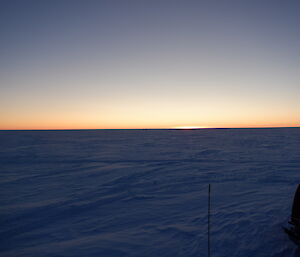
[0,128,300,257]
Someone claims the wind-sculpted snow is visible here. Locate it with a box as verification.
[0,128,300,257]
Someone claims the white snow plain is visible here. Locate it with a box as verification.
[0,128,299,257]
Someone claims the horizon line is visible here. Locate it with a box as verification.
[0,126,299,131]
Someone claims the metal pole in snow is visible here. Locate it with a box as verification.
[208,184,211,257]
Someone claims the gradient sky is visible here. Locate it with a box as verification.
[1,0,299,129]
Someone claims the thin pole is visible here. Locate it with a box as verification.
[208,184,211,257]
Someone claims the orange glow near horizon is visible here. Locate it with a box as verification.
[0,122,299,130]
[1,99,299,130]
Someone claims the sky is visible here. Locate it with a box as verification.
[0,0,299,129]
